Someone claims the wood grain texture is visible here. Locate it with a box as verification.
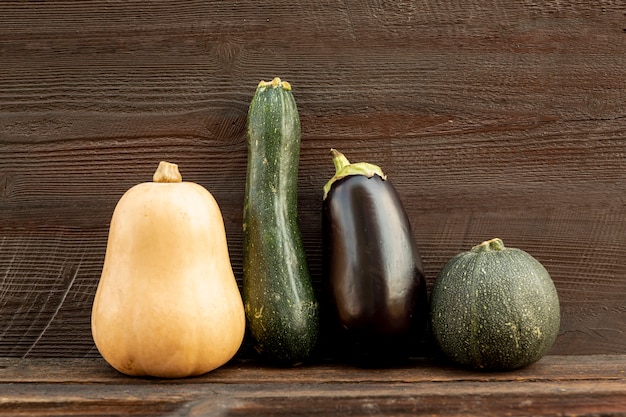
[0,356,625,416]
[2,355,626,384]
[1,1,625,359]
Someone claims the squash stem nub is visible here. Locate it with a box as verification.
[472,238,506,253]
[153,161,183,183]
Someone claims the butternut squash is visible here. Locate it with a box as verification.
[91,161,245,378]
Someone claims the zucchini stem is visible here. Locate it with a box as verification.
[258,77,292,91]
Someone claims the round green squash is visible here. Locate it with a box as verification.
[430,238,560,371]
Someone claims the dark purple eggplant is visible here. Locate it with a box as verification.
[322,149,427,365]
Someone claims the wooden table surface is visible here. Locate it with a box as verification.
[0,355,624,416]
[1,1,625,415]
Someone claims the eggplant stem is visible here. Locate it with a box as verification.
[323,149,387,200]
[331,148,351,173]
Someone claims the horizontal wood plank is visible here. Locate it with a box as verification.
[0,0,625,360]
[1,381,625,417]
[1,355,625,384]
[0,356,624,416]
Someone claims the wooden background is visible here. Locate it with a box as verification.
[0,1,624,360]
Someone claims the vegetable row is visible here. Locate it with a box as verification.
[91,78,560,378]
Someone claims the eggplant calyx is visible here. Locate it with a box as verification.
[323,148,387,200]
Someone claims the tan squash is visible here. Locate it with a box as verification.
[91,161,245,378]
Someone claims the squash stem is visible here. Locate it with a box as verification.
[153,161,183,183]
[472,238,506,253]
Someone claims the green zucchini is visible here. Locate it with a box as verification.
[242,77,319,365]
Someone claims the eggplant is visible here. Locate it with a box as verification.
[322,149,428,365]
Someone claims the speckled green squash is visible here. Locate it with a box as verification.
[242,77,319,366]
[430,238,560,370]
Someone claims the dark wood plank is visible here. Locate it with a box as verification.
[0,1,625,359]
[2,381,625,417]
[0,356,625,416]
[2,355,626,384]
